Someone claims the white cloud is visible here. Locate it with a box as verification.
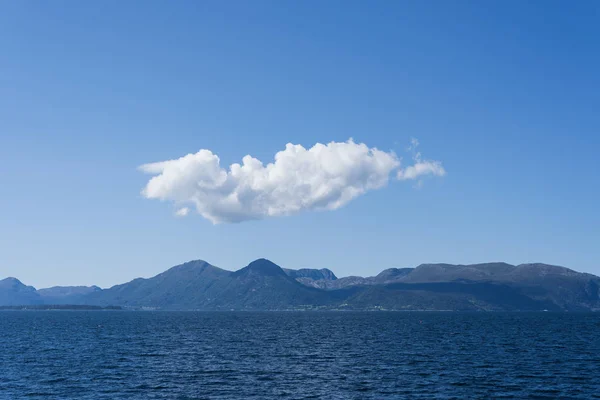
[397,160,446,180]
[174,207,190,217]
[397,139,446,181]
[139,139,444,224]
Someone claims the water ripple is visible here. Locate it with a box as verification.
[0,311,599,399]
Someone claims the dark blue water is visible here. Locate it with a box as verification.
[1,312,599,399]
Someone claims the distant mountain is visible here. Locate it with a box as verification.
[374,268,414,283]
[400,262,518,283]
[84,260,231,309]
[398,263,600,311]
[339,281,559,311]
[1,260,599,311]
[215,259,336,310]
[37,285,101,304]
[0,278,42,306]
[85,259,335,310]
[283,268,337,281]
[295,268,413,290]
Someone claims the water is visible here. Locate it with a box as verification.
[1,312,599,399]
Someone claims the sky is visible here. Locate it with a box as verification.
[0,1,599,288]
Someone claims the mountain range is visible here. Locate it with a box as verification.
[1,259,599,311]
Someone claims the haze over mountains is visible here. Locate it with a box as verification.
[1,259,599,311]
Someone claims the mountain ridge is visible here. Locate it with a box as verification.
[1,260,598,311]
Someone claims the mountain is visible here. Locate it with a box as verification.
[397,263,600,311]
[214,259,336,310]
[400,262,518,283]
[284,268,337,281]
[295,268,413,290]
[1,260,599,311]
[374,268,414,283]
[342,279,566,311]
[84,260,231,309]
[85,259,335,310]
[0,279,103,306]
[37,285,101,304]
[0,278,42,306]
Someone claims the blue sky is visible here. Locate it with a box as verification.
[1,1,599,288]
